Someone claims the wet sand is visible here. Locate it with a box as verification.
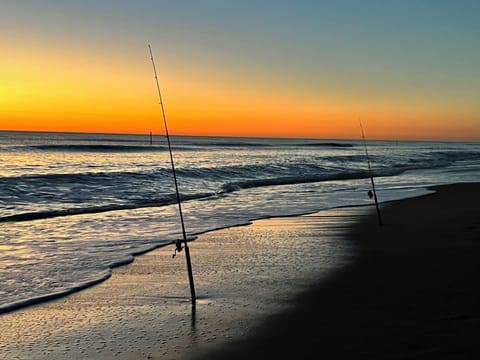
[0,203,366,359]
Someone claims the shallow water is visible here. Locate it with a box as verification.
[0,207,366,360]
[0,131,479,312]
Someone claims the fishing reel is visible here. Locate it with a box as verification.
[172,239,183,258]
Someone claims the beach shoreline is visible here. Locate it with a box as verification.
[1,182,479,359]
[191,182,480,359]
[1,196,366,359]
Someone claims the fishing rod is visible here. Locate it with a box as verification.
[148,44,196,304]
[359,119,383,226]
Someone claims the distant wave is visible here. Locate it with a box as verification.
[197,141,270,147]
[434,150,480,163]
[221,171,372,192]
[31,144,167,152]
[0,170,166,184]
[2,148,478,223]
[218,153,476,191]
[0,192,213,223]
[183,140,355,148]
[294,142,354,148]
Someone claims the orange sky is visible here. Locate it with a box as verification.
[1,1,479,141]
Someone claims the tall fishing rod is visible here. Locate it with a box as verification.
[359,119,383,226]
[148,44,196,304]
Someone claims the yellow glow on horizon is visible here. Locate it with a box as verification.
[1,41,479,141]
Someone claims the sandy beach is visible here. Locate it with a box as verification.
[193,182,480,359]
[1,202,365,359]
[1,182,479,359]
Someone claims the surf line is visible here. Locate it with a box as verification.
[148,44,196,305]
[359,119,383,226]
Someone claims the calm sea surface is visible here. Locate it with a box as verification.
[0,131,479,312]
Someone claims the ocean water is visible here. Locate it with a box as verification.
[0,131,479,313]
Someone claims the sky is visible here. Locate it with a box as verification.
[1,0,479,141]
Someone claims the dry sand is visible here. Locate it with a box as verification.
[1,182,478,360]
[192,182,480,359]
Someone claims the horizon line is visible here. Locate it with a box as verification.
[0,129,478,143]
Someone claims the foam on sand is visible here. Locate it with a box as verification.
[0,206,366,359]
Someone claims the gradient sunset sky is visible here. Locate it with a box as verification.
[1,0,479,140]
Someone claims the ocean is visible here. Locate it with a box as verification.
[0,131,479,313]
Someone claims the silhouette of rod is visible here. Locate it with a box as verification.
[148,44,196,304]
[360,120,383,226]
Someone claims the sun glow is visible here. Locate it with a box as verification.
[1,36,479,141]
